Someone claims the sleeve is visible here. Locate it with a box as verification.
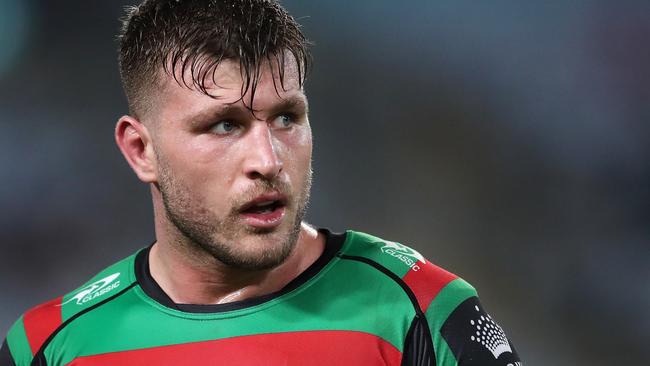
[0,339,17,366]
[440,295,521,365]
[2,316,34,366]
[425,278,521,366]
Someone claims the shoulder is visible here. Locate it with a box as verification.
[337,231,521,365]
[3,251,139,365]
[338,230,477,314]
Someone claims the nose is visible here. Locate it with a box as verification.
[243,124,283,180]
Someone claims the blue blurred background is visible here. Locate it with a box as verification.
[1,1,649,364]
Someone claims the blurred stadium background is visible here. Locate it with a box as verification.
[1,1,649,364]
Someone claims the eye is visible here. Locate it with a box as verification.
[209,120,239,135]
[271,114,295,129]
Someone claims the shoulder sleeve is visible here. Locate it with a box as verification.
[1,297,63,366]
[340,231,521,365]
[425,278,521,365]
[2,252,139,366]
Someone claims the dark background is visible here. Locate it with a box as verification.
[1,1,649,365]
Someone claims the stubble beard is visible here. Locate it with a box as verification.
[156,161,312,271]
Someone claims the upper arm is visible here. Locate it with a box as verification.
[425,279,521,366]
[3,316,31,366]
[3,296,64,366]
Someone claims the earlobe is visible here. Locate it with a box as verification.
[115,115,157,183]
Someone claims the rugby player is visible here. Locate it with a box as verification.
[1,1,521,365]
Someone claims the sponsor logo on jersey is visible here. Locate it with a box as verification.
[468,304,514,359]
[59,272,121,306]
[380,241,426,271]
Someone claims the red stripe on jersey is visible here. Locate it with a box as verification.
[402,260,457,313]
[23,296,63,355]
[68,330,402,365]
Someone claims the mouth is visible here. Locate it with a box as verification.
[238,193,288,229]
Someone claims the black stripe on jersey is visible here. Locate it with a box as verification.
[0,339,16,366]
[337,255,435,366]
[30,282,137,366]
[402,315,435,366]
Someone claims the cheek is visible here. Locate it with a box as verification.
[282,127,313,169]
[157,135,233,189]
[162,131,232,167]
[291,124,313,152]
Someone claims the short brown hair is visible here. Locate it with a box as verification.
[118,0,312,117]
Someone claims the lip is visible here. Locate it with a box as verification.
[240,206,286,229]
[238,192,288,229]
[238,192,288,212]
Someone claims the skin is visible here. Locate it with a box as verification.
[115,57,325,305]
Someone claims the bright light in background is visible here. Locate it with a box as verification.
[0,0,30,79]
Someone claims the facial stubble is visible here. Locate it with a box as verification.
[157,158,312,271]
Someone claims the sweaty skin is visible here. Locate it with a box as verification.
[115,58,325,305]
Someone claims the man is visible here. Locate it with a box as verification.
[1,0,521,365]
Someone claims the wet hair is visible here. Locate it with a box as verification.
[117,0,312,117]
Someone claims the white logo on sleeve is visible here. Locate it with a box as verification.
[380,241,426,271]
[468,305,513,359]
[60,272,121,306]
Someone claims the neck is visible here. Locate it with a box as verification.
[148,222,324,305]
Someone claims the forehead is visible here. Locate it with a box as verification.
[144,55,304,124]
[172,54,301,98]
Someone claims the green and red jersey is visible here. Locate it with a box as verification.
[1,229,520,365]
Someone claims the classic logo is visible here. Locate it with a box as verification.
[380,241,426,271]
[59,272,121,306]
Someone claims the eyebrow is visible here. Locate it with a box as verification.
[268,94,309,116]
[183,94,309,127]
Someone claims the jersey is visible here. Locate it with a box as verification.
[1,229,521,366]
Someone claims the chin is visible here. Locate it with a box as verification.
[207,223,301,270]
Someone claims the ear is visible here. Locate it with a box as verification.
[115,115,157,183]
